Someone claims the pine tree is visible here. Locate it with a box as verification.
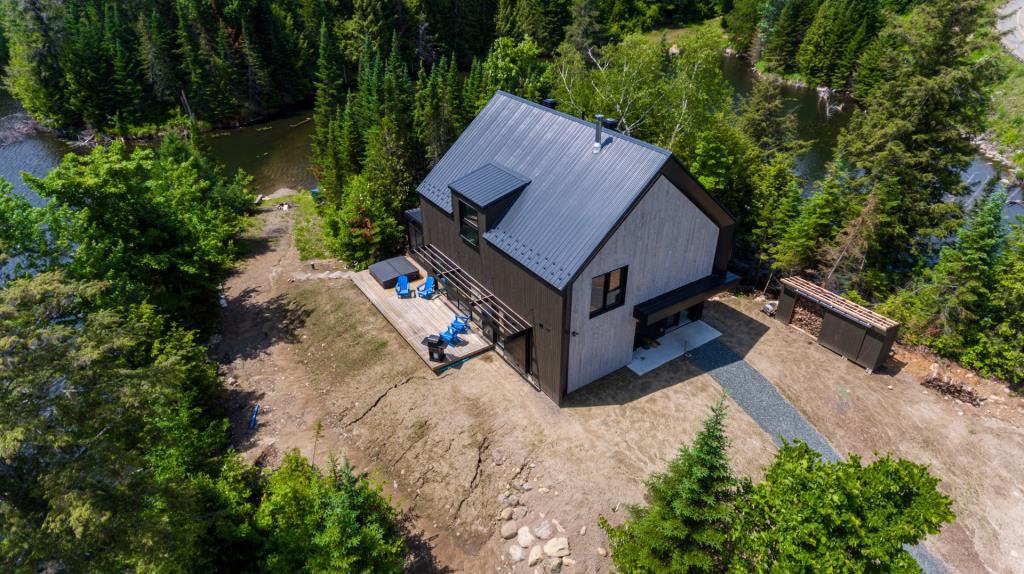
[771,161,852,273]
[737,79,806,157]
[415,58,460,168]
[564,0,603,55]
[795,0,878,87]
[463,57,488,114]
[750,155,803,286]
[496,0,517,37]
[313,20,343,162]
[763,0,820,75]
[881,189,1008,358]
[602,400,742,573]
[362,116,414,212]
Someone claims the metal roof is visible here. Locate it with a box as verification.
[417,91,671,290]
[449,163,531,207]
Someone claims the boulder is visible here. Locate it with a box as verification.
[500,521,518,540]
[528,544,544,566]
[546,557,563,573]
[512,506,529,520]
[596,547,607,557]
[500,507,514,521]
[543,537,570,557]
[518,526,537,548]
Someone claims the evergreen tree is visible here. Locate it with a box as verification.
[463,56,489,113]
[602,400,742,574]
[795,0,878,87]
[564,0,603,54]
[415,57,461,168]
[881,190,1008,361]
[324,174,404,269]
[313,20,343,162]
[737,79,806,157]
[824,0,999,296]
[771,161,852,273]
[749,155,803,286]
[762,0,820,75]
[723,0,765,55]
[972,222,1024,387]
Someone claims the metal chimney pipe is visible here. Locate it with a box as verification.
[593,114,604,154]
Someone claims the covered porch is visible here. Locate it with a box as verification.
[351,258,493,372]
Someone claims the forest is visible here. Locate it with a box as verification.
[0,0,1021,571]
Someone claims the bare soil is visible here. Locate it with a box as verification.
[216,201,1024,573]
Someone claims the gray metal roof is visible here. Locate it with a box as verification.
[449,163,531,207]
[417,91,671,290]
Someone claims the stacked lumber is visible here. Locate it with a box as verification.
[922,366,984,407]
[791,295,824,338]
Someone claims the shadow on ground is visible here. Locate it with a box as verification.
[215,288,311,362]
[563,301,770,407]
[402,512,455,574]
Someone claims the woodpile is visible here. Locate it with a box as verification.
[922,365,984,407]
[790,295,824,338]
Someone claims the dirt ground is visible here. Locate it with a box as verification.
[216,198,1024,573]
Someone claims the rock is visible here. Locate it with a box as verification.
[534,519,554,540]
[499,493,519,508]
[512,506,529,520]
[562,557,576,567]
[518,526,537,548]
[528,544,544,566]
[887,385,894,390]
[509,544,526,562]
[538,487,550,494]
[547,557,563,574]
[543,537,570,557]
[597,547,607,557]
[500,521,518,540]
[521,481,533,491]
[579,526,587,536]
[501,507,514,521]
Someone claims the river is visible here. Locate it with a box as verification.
[0,61,1020,218]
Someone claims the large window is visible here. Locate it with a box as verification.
[590,266,628,317]
[459,201,479,247]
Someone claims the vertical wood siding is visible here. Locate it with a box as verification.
[419,199,567,402]
[566,175,719,393]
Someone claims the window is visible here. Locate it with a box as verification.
[590,266,628,317]
[459,201,479,247]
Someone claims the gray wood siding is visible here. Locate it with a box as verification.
[419,198,567,402]
[566,175,719,393]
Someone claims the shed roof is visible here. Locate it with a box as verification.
[449,163,531,208]
[781,277,900,333]
[418,91,672,290]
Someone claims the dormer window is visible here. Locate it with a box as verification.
[459,201,479,247]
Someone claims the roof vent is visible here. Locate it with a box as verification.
[600,117,619,131]
[541,98,558,109]
[593,114,604,154]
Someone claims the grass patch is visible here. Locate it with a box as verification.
[291,281,393,374]
[643,18,726,45]
[266,191,330,261]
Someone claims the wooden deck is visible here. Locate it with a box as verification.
[351,261,493,371]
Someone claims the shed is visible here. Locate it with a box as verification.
[776,277,900,372]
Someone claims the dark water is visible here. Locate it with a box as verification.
[205,113,316,193]
[0,95,72,206]
[720,56,1024,221]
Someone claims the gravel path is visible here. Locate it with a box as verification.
[690,340,946,574]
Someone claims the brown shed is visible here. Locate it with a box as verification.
[776,277,900,372]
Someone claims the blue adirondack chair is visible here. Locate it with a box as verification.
[440,327,463,346]
[450,314,471,333]
[395,275,412,298]
[417,276,436,299]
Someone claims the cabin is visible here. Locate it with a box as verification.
[405,91,737,405]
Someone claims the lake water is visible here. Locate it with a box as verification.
[0,61,1019,218]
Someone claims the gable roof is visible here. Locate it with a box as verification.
[449,163,531,208]
[417,91,676,290]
